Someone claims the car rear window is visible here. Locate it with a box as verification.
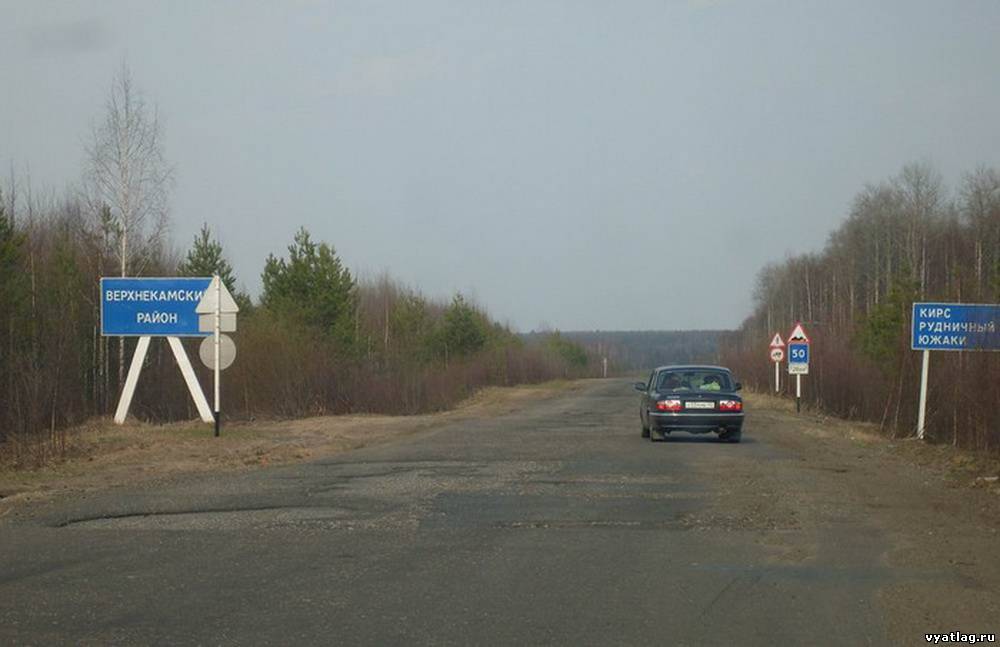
[657,370,731,392]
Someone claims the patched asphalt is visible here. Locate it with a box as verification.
[2,379,997,645]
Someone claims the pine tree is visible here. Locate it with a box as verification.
[178,223,250,310]
[438,294,487,359]
[178,224,236,288]
[261,228,356,343]
[856,273,918,373]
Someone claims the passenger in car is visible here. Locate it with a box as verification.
[700,375,722,391]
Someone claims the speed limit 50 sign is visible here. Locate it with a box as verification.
[788,343,809,374]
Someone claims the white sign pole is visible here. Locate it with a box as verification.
[166,337,214,423]
[113,337,216,425]
[769,333,785,395]
[213,275,221,437]
[796,374,801,412]
[114,336,151,424]
[916,349,930,440]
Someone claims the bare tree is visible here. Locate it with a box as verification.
[960,166,1000,296]
[6,162,18,228]
[84,62,172,278]
[83,62,173,386]
[895,163,943,296]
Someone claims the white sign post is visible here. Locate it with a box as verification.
[195,276,240,437]
[911,303,1000,440]
[103,277,217,425]
[787,323,810,413]
[769,333,785,393]
[916,349,930,439]
[113,336,216,425]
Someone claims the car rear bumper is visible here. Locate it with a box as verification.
[649,411,744,434]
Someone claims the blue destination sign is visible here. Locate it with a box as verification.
[911,302,1000,351]
[101,277,212,337]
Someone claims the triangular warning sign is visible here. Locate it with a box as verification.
[769,333,785,348]
[195,276,240,315]
[788,322,810,344]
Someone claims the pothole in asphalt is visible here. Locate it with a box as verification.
[60,506,356,530]
[493,519,678,530]
[805,465,851,474]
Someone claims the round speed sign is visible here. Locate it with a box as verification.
[770,348,784,362]
[200,334,237,370]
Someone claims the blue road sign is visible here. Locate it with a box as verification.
[101,277,212,337]
[788,343,809,364]
[911,302,1000,351]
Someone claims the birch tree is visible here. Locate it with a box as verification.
[84,62,172,278]
[84,63,173,386]
[960,167,1000,297]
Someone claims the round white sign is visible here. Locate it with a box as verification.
[200,334,236,370]
[770,348,784,362]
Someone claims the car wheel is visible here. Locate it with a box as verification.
[641,411,650,438]
[650,428,663,442]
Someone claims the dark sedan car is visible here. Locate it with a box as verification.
[634,365,744,443]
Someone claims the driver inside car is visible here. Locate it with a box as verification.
[662,374,682,390]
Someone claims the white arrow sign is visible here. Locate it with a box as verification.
[196,276,240,315]
[197,277,239,333]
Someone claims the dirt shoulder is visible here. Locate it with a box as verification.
[0,380,582,514]
[746,390,1000,492]
[742,390,1000,641]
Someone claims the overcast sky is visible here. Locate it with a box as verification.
[2,1,999,331]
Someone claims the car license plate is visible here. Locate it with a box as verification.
[685,401,715,409]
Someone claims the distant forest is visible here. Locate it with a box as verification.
[721,163,999,452]
[524,330,726,374]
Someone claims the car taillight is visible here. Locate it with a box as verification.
[719,400,742,412]
[656,399,682,412]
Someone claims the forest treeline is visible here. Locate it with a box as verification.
[0,199,596,465]
[525,330,725,372]
[720,163,1000,451]
[0,67,593,465]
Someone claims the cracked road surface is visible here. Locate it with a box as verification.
[2,379,999,645]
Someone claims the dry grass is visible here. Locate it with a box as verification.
[746,388,1000,493]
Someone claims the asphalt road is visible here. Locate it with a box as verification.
[2,379,998,645]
